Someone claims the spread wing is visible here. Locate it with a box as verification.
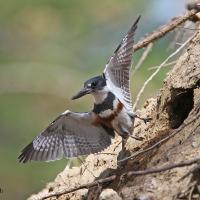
[104,16,140,111]
[18,110,114,163]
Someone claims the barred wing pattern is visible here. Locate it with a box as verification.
[18,110,114,163]
[104,16,140,111]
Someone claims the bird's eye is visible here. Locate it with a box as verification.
[91,81,97,88]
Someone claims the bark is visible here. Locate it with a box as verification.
[28,30,200,200]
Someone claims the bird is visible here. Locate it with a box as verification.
[18,16,144,163]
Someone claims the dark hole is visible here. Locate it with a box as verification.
[167,89,194,129]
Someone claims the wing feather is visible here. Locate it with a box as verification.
[18,111,114,163]
[104,16,140,111]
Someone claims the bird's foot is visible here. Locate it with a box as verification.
[135,115,152,124]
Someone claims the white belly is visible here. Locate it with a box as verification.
[112,107,134,136]
[97,98,134,136]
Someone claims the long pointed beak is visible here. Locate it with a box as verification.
[71,87,92,100]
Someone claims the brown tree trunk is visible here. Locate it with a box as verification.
[28,31,200,200]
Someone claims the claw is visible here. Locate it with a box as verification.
[135,115,152,124]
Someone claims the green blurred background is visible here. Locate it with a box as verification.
[0,0,187,199]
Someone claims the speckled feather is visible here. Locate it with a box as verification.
[18,17,140,163]
[18,111,114,163]
[104,16,140,111]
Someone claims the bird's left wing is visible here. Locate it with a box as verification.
[104,16,140,111]
[18,110,114,163]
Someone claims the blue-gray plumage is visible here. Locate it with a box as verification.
[18,16,141,163]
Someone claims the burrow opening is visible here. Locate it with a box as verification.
[166,88,194,129]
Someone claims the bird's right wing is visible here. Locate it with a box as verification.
[18,110,114,163]
[104,16,140,112]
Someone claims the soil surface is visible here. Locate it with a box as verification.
[28,31,200,200]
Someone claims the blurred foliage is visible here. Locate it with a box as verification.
[0,0,186,199]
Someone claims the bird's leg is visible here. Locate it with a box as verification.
[128,112,152,124]
[117,125,131,166]
[118,126,130,147]
[117,136,130,167]
[122,137,127,152]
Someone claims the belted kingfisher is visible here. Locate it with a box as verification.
[18,16,143,163]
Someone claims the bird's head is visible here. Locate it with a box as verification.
[71,75,107,100]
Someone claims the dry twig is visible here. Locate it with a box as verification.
[0,10,198,98]
[148,60,177,71]
[118,112,200,163]
[132,43,153,76]
[39,157,200,200]
[179,164,200,182]
[132,9,198,52]
[133,33,197,110]
[30,9,200,200]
